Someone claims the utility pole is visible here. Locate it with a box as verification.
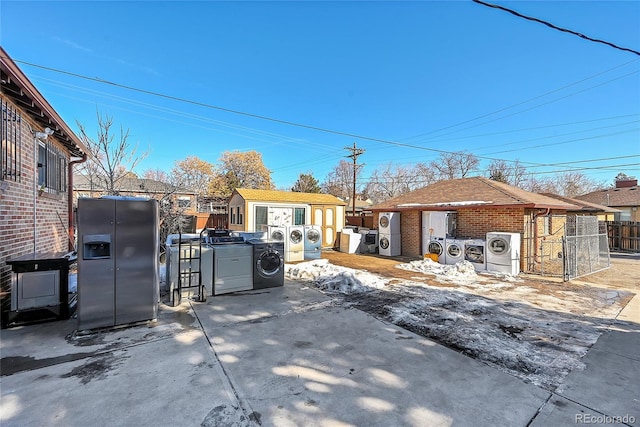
[344,142,365,223]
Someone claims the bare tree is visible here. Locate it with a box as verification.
[322,159,361,199]
[76,111,149,195]
[364,163,418,204]
[486,159,528,187]
[143,168,169,183]
[430,151,479,180]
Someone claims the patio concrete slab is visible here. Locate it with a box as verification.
[1,305,245,427]
[193,285,550,427]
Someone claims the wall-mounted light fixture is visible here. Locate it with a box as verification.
[34,127,54,140]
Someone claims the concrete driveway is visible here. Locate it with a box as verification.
[1,278,638,426]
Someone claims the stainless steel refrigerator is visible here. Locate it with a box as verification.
[77,197,159,330]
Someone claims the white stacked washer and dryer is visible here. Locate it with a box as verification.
[378,212,401,256]
[486,232,521,275]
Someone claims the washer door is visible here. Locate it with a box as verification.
[307,228,321,244]
[465,245,484,262]
[257,249,284,277]
[379,215,389,229]
[379,236,390,249]
[290,229,303,244]
[488,237,509,255]
[447,243,462,258]
[428,241,443,255]
[271,230,285,241]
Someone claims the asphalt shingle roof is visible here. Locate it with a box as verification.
[234,188,346,205]
[74,175,194,194]
[574,185,640,208]
[539,193,620,213]
[371,177,580,210]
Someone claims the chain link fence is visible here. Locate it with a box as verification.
[524,215,610,281]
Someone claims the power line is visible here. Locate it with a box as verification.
[472,0,640,56]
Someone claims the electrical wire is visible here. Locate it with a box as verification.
[472,0,640,56]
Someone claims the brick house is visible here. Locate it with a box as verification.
[370,177,579,271]
[228,188,346,247]
[574,178,640,222]
[1,47,87,310]
[73,175,197,212]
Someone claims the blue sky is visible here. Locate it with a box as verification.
[1,1,639,190]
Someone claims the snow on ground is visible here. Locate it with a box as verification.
[285,258,632,390]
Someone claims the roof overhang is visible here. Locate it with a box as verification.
[1,47,86,157]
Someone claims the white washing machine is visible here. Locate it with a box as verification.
[379,233,401,256]
[379,212,401,235]
[303,225,322,259]
[427,238,446,264]
[464,239,486,271]
[486,232,521,275]
[445,239,465,265]
[268,225,287,242]
[285,225,304,262]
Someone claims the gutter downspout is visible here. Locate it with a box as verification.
[532,208,551,268]
[68,154,87,252]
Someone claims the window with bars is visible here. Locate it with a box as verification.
[1,100,22,181]
[37,140,67,193]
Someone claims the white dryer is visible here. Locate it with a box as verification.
[427,238,446,264]
[285,225,304,262]
[445,239,465,265]
[267,225,287,242]
[379,233,401,256]
[303,225,322,259]
[464,239,486,271]
[379,212,401,234]
[486,232,521,275]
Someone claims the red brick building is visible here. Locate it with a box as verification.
[370,177,580,271]
[1,47,87,313]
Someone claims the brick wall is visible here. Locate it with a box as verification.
[1,97,71,314]
[400,210,420,257]
[457,207,526,238]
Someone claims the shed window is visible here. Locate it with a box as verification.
[294,207,305,225]
[255,206,268,231]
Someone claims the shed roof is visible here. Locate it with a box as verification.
[371,177,579,211]
[233,188,346,205]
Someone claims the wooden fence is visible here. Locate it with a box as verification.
[607,221,640,252]
[345,215,374,229]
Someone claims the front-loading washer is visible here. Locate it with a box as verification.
[303,225,322,259]
[486,232,521,275]
[379,233,401,256]
[379,212,401,234]
[427,238,446,264]
[267,225,287,242]
[464,239,486,271]
[445,239,465,265]
[247,239,285,289]
[285,225,304,262]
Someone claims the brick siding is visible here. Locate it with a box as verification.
[1,97,71,313]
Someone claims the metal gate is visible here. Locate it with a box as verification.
[564,216,610,281]
[524,215,610,281]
